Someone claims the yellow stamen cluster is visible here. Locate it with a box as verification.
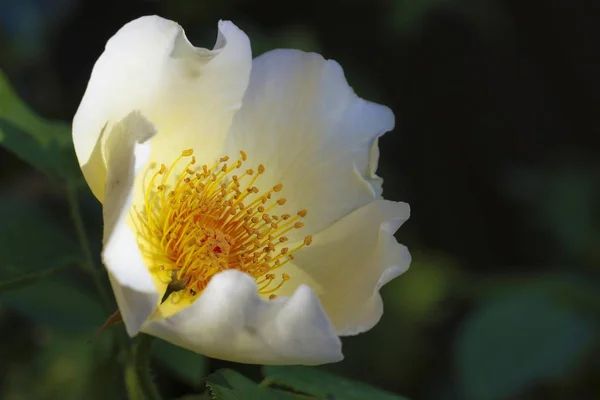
[134,149,310,303]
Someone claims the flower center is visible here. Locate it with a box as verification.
[133,149,311,305]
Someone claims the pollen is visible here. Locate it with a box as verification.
[133,150,310,304]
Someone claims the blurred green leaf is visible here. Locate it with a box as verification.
[390,0,447,32]
[246,25,321,58]
[389,0,511,35]
[389,251,460,320]
[263,366,409,400]
[0,264,73,292]
[503,164,600,263]
[2,329,114,400]
[456,287,596,400]
[1,278,106,330]
[0,195,80,282]
[0,71,69,145]
[0,196,103,330]
[0,70,79,179]
[465,272,600,317]
[177,394,212,400]
[206,369,297,400]
[153,339,207,387]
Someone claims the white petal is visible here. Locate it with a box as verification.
[101,111,160,336]
[142,269,342,365]
[73,16,252,202]
[275,200,410,335]
[225,49,395,238]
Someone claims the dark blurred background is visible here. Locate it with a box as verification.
[1,0,599,399]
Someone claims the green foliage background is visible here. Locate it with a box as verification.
[0,0,599,399]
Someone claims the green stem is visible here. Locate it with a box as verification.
[134,334,162,400]
[65,181,133,384]
[65,180,112,312]
[65,182,148,398]
[124,361,145,400]
[0,263,74,292]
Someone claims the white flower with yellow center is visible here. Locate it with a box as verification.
[72,15,410,365]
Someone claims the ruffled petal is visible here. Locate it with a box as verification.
[73,16,252,202]
[141,269,342,365]
[225,49,395,239]
[101,111,160,335]
[274,200,410,335]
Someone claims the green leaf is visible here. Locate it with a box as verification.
[153,339,207,387]
[177,395,213,400]
[389,0,510,36]
[0,70,79,179]
[0,196,102,330]
[1,328,115,400]
[206,369,298,400]
[206,369,257,399]
[455,287,596,400]
[245,26,321,58]
[0,264,73,292]
[0,196,80,283]
[389,0,446,32]
[389,251,461,320]
[263,366,409,400]
[1,278,106,330]
[504,165,600,261]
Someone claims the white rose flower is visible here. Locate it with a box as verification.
[73,15,410,365]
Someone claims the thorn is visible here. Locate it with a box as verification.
[89,310,123,343]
